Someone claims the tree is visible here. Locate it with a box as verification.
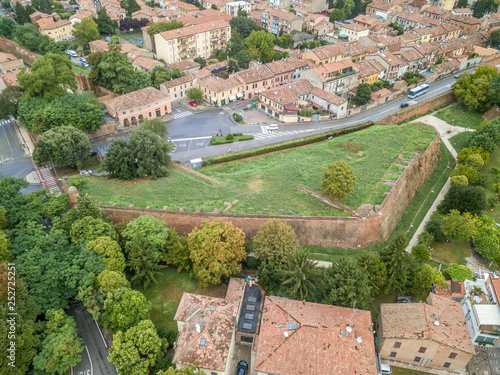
[450,175,468,186]
[456,0,467,7]
[104,138,138,180]
[452,66,498,112]
[281,248,319,301]
[14,2,30,24]
[321,161,357,201]
[410,264,434,300]
[140,117,168,138]
[127,234,163,288]
[471,0,496,18]
[33,310,84,375]
[354,83,372,105]
[446,263,472,281]
[32,0,53,13]
[321,257,372,309]
[229,16,261,38]
[103,288,151,333]
[438,184,486,215]
[470,133,497,154]
[257,261,283,295]
[97,269,130,292]
[357,252,387,296]
[489,76,500,105]
[60,194,106,234]
[87,236,126,272]
[122,214,170,257]
[98,37,134,93]
[457,147,490,165]
[32,126,91,168]
[277,33,293,49]
[412,244,431,263]
[186,88,203,103]
[342,0,355,18]
[0,86,22,118]
[18,53,77,102]
[247,30,275,63]
[474,215,500,261]
[96,8,116,34]
[300,108,313,117]
[489,29,500,49]
[253,219,300,263]
[163,229,191,271]
[130,69,152,91]
[0,265,40,375]
[476,118,500,144]
[73,18,100,46]
[234,50,252,69]
[108,320,162,374]
[329,8,345,22]
[121,0,141,16]
[380,233,411,295]
[129,128,172,179]
[70,216,116,243]
[147,20,184,38]
[441,209,478,240]
[188,219,246,287]
[0,16,16,38]
[193,57,206,68]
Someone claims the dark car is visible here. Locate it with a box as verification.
[400,102,409,108]
[236,361,248,375]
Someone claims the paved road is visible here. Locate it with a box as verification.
[68,303,117,375]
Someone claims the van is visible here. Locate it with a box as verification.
[379,364,392,374]
[266,124,279,131]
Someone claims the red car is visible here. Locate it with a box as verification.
[189,101,197,107]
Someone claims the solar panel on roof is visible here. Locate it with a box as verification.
[245,313,254,320]
[243,323,253,330]
[287,322,297,330]
[248,296,257,303]
[340,329,348,337]
[199,338,206,346]
[246,304,256,311]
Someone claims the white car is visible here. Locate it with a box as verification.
[79,170,91,175]
[266,124,279,131]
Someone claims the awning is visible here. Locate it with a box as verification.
[236,93,243,98]
[229,95,236,101]
[210,97,217,103]
[474,305,500,326]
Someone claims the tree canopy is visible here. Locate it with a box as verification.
[140,117,168,138]
[73,18,100,46]
[321,161,357,201]
[253,219,300,263]
[453,66,498,112]
[147,20,184,38]
[354,83,372,105]
[247,30,275,63]
[229,16,261,38]
[103,287,151,333]
[438,183,486,215]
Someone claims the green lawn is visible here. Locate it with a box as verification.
[392,368,429,375]
[449,132,474,153]
[479,148,500,222]
[82,124,436,216]
[430,239,470,265]
[434,103,484,129]
[133,267,227,331]
[72,63,89,77]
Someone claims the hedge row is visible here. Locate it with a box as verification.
[203,121,374,166]
[211,134,255,145]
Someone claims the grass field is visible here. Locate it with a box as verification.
[434,103,484,129]
[449,132,474,153]
[72,63,89,77]
[392,368,429,375]
[430,239,470,265]
[479,148,500,222]
[133,267,227,330]
[82,124,436,216]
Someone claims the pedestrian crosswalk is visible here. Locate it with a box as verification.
[0,119,10,126]
[173,109,193,120]
[253,127,318,139]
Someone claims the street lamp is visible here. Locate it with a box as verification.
[45,146,57,177]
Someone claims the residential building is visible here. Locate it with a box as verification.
[174,0,200,15]
[225,1,251,16]
[202,0,229,12]
[302,44,349,66]
[154,20,231,64]
[394,49,425,71]
[353,14,383,29]
[291,31,315,48]
[265,58,309,86]
[304,13,329,31]
[39,20,73,41]
[312,20,334,37]
[398,32,420,46]
[197,75,243,106]
[365,0,405,20]
[302,58,358,97]
[429,0,454,11]
[339,22,370,42]
[447,15,482,34]
[68,10,94,25]
[356,59,386,84]
[365,52,406,82]
[89,40,109,53]
[308,87,347,118]
[377,293,475,373]
[289,0,328,13]
[452,7,473,16]
[168,60,201,74]
[159,69,210,101]
[345,41,378,62]
[248,7,303,35]
[422,5,448,20]
[234,64,274,99]
[132,56,165,73]
[29,11,52,24]
[102,87,172,127]
[396,12,440,29]
[0,52,24,73]
[442,23,461,40]
[259,86,299,120]
[269,0,291,8]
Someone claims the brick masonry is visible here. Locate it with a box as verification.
[98,135,442,249]
[0,37,41,65]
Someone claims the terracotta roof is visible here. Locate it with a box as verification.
[353,14,380,26]
[1,70,21,86]
[424,5,446,14]
[489,273,500,303]
[260,86,299,106]
[399,32,420,41]
[0,52,20,63]
[265,58,308,75]
[69,10,94,20]
[450,14,481,24]
[133,56,165,71]
[345,41,378,57]
[356,59,385,78]
[435,280,466,299]
[371,88,392,100]
[198,75,242,92]
[312,59,356,81]
[341,22,369,32]
[380,294,475,354]
[195,8,233,19]
[173,293,239,371]
[372,52,404,66]
[225,277,246,301]
[175,0,199,11]
[89,39,109,51]
[453,7,472,13]
[168,59,201,72]
[395,49,421,63]
[397,11,440,26]
[105,87,168,112]
[235,65,274,84]
[288,79,314,97]
[255,297,377,375]
[310,87,346,106]
[310,44,349,60]
[158,19,229,41]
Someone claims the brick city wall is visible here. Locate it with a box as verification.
[378,90,456,125]
[98,134,441,249]
[0,37,40,65]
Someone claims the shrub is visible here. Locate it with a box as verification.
[321,161,357,201]
[232,113,243,122]
[457,147,490,165]
[450,175,468,186]
[446,263,472,281]
[488,196,499,209]
[226,133,234,141]
[245,255,261,270]
[237,135,254,141]
[66,175,88,191]
[253,219,300,263]
[412,244,431,263]
[300,108,313,117]
[450,164,478,184]
[470,133,496,154]
[465,154,484,170]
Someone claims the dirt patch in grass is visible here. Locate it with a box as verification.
[336,142,364,153]
[247,176,265,192]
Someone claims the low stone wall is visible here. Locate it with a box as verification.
[98,134,442,248]
[86,121,119,139]
[0,37,40,65]
[378,90,456,125]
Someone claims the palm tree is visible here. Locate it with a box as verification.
[282,248,319,301]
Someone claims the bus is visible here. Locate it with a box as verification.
[408,84,429,99]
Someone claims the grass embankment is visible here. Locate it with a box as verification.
[82,124,436,216]
[434,103,483,129]
[449,132,474,153]
[479,148,500,223]
[72,63,89,77]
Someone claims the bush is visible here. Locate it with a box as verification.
[237,135,254,141]
[424,213,446,242]
[438,184,486,215]
[226,133,234,141]
[66,175,88,191]
[244,255,261,270]
[445,263,473,281]
[203,121,374,166]
[470,133,496,154]
[450,175,468,186]
[232,113,243,122]
[465,154,484,170]
[488,196,499,209]
[300,108,313,117]
[155,324,177,347]
[211,135,233,145]
[253,219,300,263]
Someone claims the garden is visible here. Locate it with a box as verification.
[80,123,437,216]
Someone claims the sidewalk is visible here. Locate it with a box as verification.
[11,118,34,156]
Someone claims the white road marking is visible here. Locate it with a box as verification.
[86,346,93,375]
[173,110,193,119]
[94,320,107,349]
[171,136,212,142]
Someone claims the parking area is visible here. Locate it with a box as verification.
[171,136,212,153]
[228,343,252,375]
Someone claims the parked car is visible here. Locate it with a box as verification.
[236,361,248,375]
[243,104,252,111]
[79,56,86,62]
[454,73,463,79]
[81,62,90,68]
[379,363,392,374]
[65,50,78,58]
[189,101,197,107]
[400,102,409,108]
[79,170,90,175]
[266,124,279,131]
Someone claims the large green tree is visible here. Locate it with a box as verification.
[188,219,246,287]
[0,86,22,119]
[440,209,478,240]
[18,53,77,102]
[474,215,500,261]
[121,0,141,17]
[471,0,496,17]
[354,83,372,105]
[128,128,172,178]
[139,117,168,138]
[229,16,261,38]
[247,30,275,63]
[357,252,387,296]
[32,126,91,168]
[122,214,170,256]
[446,263,472,281]
[96,8,116,34]
[108,319,162,375]
[380,233,411,295]
[321,257,372,309]
[438,184,486,215]
[281,248,319,301]
[70,216,116,243]
[104,138,138,180]
[253,219,300,263]
[87,236,126,272]
[453,66,498,112]
[130,69,152,91]
[0,16,16,38]
[410,264,434,300]
[489,29,500,50]
[321,161,357,201]
[146,20,184,38]
[73,18,100,46]
[98,37,135,93]
[127,234,163,288]
[97,269,130,292]
[103,288,151,333]
[163,229,191,271]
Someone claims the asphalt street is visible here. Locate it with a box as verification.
[68,303,117,375]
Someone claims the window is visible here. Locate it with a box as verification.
[414,357,421,363]
[389,352,397,358]
[443,362,451,369]
[156,109,161,116]
[393,342,401,348]
[449,352,457,359]
[418,347,427,353]
[149,112,152,117]
[241,336,253,343]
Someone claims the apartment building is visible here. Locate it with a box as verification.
[159,69,210,101]
[302,59,358,97]
[303,44,349,66]
[447,15,481,34]
[339,22,370,42]
[68,10,94,25]
[39,20,73,41]
[154,20,231,64]
[225,0,251,16]
[365,52,407,82]
[248,7,303,35]
[132,56,165,73]
[396,12,441,29]
[0,52,24,73]
[289,0,328,13]
[356,59,386,84]
[265,58,309,86]
[234,64,274,99]
[197,75,243,106]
